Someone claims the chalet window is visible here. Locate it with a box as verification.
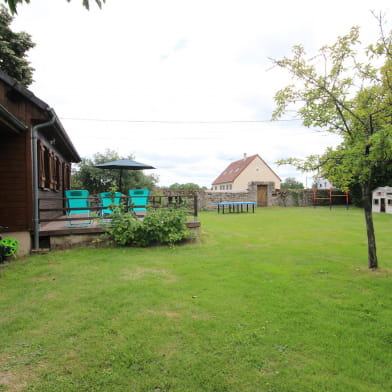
[48,150,55,189]
[63,163,71,190]
[38,141,68,191]
[42,148,51,188]
[38,141,46,188]
[56,159,63,191]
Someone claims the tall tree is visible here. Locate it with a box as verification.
[280,177,304,190]
[0,5,34,86]
[71,149,158,194]
[272,14,392,269]
[4,0,105,14]
[168,183,206,191]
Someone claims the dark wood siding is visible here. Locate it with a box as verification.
[0,133,32,231]
[0,76,77,234]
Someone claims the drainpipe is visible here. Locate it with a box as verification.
[32,108,56,250]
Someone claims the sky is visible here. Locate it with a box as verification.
[9,0,392,188]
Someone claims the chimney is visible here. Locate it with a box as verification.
[243,153,247,160]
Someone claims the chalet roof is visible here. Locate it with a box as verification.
[0,70,49,111]
[0,103,28,134]
[0,70,81,162]
[212,154,281,185]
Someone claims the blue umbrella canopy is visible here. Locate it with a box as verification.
[94,159,155,192]
[94,159,155,170]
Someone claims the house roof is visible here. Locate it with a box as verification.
[212,154,281,185]
[0,70,81,162]
[0,103,28,135]
[373,186,392,193]
[0,70,49,111]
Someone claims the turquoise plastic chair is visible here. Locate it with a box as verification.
[99,192,122,216]
[65,190,91,227]
[128,189,150,211]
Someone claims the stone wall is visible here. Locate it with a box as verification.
[271,189,313,207]
[197,190,252,210]
[160,187,348,211]
[271,189,348,207]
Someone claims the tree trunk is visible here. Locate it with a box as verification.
[362,182,378,269]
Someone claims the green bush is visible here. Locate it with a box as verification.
[101,206,142,246]
[102,206,190,247]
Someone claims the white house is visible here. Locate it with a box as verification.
[315,178,335,189]
[211,154,281,192]
[372,186,392,214]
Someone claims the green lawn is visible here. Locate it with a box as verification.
[1,207,391,392]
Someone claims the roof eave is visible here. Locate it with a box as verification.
[0,103,28,134]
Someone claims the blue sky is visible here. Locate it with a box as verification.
[10,0,392,187]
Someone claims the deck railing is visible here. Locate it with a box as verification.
[38,193,198,225]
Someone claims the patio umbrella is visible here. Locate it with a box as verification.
[94,159,155,193]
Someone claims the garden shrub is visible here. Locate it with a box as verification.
[101,206,142,246]
[102,206,190,247]
[141,207,190,246]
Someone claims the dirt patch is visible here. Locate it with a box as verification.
[191,313,216,320]
[122,267,177,283]
[355,267,392,276]
[43,292,57,300]
[29,276,51,283]
[156,342,178,358]
[146,309,181,318]
[0,370,28,392]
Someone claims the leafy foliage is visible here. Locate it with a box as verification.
[280,177,304,190]
[71,149,158,194]
[168,183,207,190]
[272,13,392,269]
[0,5,35,86]
[4,0,105,14]
[102,206,190,247]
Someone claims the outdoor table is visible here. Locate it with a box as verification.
[215,202,257,214]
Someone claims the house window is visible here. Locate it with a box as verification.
[63,163,71,190]
[374,199,379,205]
[44,147,52,188]
[38,140,68,191]
[56,158,63,191]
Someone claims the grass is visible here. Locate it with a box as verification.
[1,207,392,392]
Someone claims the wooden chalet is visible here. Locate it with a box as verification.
[0,70,80,255]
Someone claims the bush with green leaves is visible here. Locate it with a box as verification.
[140,207,190,246]
[102,206,190,247]
[101,206,141,246]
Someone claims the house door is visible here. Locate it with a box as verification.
[381,198,386,213]
[257,185,268,207]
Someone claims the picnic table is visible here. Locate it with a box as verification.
[216,202,257,214]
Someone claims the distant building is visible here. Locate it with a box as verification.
[372,186,392,214]
[315,178,335,189]
[211,154,281,192]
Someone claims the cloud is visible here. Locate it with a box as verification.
[10,0,392,188]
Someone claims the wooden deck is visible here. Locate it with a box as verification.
[39,218,105,236]
[39,211,147,237]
